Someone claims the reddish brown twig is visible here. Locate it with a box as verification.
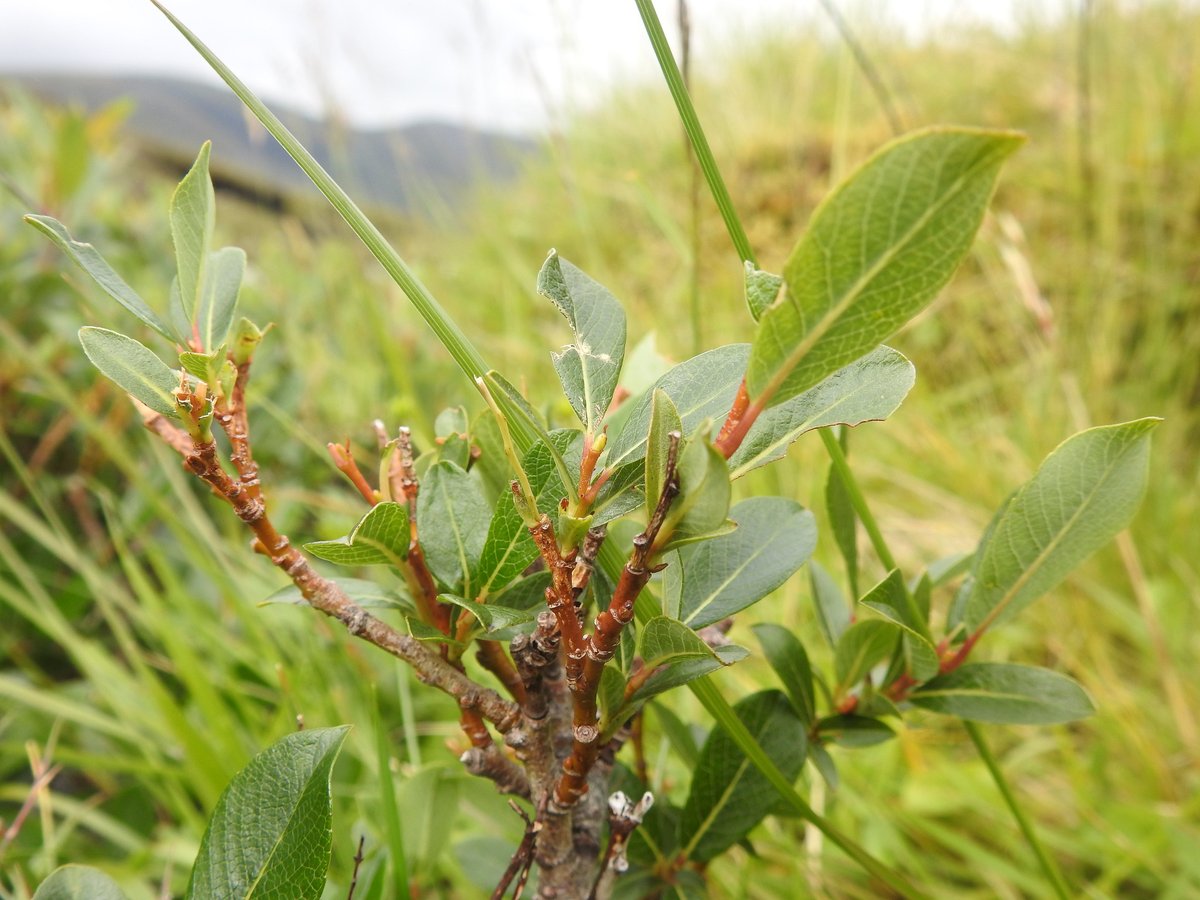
[477,640,529,706]
[346,835,366,900]
[212,358,263,502]
[554,434,681,808]
[528,515,586,686]
[154,425,519,734]
[713,377,764,458]
[327,440,378,506]
[395,427,451,634]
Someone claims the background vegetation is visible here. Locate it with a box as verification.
[2,2,1196,896]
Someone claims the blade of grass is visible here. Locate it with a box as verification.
[689,676,927,898]
[148,0,536,453]
[372,682,410,896]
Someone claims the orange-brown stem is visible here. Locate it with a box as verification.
[213,359,263,502]
[477,640,528,706]
[716,378,750,445]
[715,396,764,459]
[327,440,378,506]
[528,515,586,681]
[554,435,681,808]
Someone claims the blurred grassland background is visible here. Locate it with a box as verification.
[1,1,1198,897]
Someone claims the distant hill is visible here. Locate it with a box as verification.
[1,72,538,213]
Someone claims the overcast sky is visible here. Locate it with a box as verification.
[1,1,1030,133]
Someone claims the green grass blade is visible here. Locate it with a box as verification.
[687,677,927,897]
[148,2,515,431]
[634,0,756,266]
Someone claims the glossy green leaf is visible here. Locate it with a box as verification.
[606,344,746,470]
[964,418,1159,632]
[171,141,216,333]
[25,215,174,339]
[197,246,245,352]
[680,690,807,862]
[748,129,1023,409]
[826,448,858,596]
[303,502,409,567]
[834,619,901,692]
[186,726,350,899]
[406,617,460,646]
[638,616,721,669]
[752,623,815,726]
[439,594,538,633]
[480,371,574,496]
[537,250,627,434]
[817,715,896,747]
[809,560,851,648]
[729,347,916,479]
[859,577,940,684]
[645,389,682,514]
[911,663,1096,724]
[78,327,180,417]
[660,434,731,551]
[597,665,627,722]
[744,262,783,321]
[672,498,816,628]
[629,644,747,704]
[475,432,575,598]
[418,462,491,596]
[33,866,128,900]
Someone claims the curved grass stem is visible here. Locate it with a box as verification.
[964,722,1072,900]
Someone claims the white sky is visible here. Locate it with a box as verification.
[0,1,1029,133]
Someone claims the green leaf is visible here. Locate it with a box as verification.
[826,449,858,596]
[303,502,409,568]
[406,617,460,646]
[964,418,1159,632]
[809,560,851,649]
[911,663,1096,724]
[752,623,815,726]
[24,215,174,339]
[418,462,491,596]
[747,129,1023,409]
[680,690,807,862]
[629,644,747,705]
[673,498,816,628]
[475,432,575,598]
[834,620,901,692]
[171,141,216,333]
[480,371,575,497]
[78,327,180,417]
[434,406,469,438]
[638,616,721,670]
[197,246,245,352]
[179,347,224,384]
[744,262,783,321]
[186,726,350,899]
[606,344,745,470]
[597,665,627,722]
[645,388,682,513]
[259,576,412,613]
[860,599,940,683]
[650,701,700,768]
[439,594,538,633]
[728,346,916,479]
[817,715,896,747]
[660,434,731,551]
[537,250,627,433]
[33,866,128,900]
